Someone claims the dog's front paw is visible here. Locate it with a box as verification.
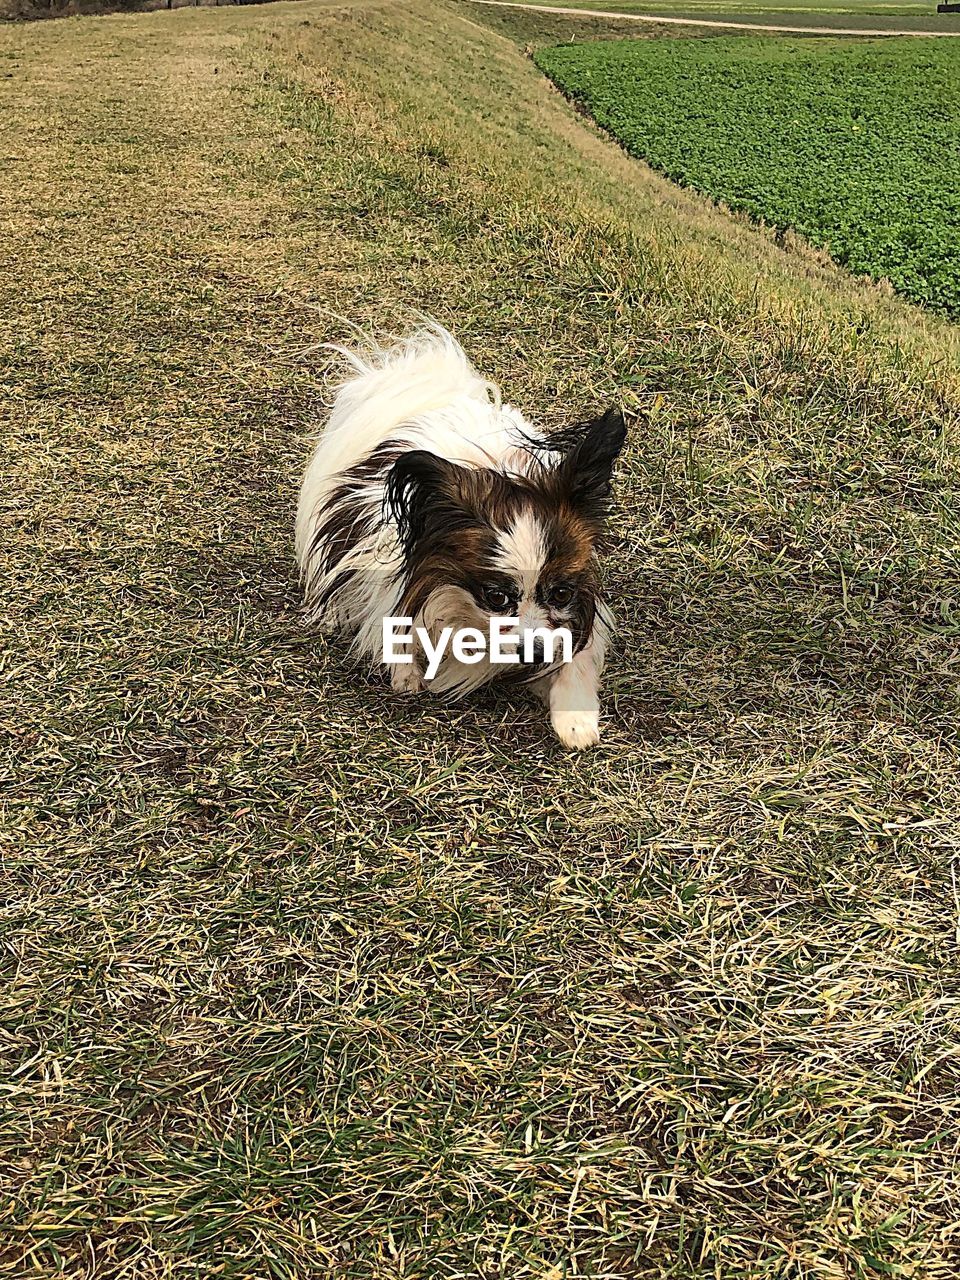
[552,710,601,751]
[390,663,426,695]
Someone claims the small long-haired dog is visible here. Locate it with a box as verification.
[295,326,626,749]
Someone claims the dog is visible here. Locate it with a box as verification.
[294,325,626,749]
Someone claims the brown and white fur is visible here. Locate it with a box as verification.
[295,326,626,749]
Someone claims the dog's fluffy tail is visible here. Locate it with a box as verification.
[294,325,499,577]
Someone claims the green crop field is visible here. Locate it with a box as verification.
[536,37,960,316]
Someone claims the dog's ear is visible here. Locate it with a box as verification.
[385,450,469,556]
[554,407,627,519]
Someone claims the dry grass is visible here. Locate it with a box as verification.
[3,1,960,1276]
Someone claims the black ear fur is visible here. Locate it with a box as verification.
[385,450,465,557]
[555,407,627,517]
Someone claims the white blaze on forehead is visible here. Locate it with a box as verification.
[494,511,548,597]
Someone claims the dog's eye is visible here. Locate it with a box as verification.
[547,583,576,608]
[483,586,514,613]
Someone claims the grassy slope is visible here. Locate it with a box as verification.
[3,2,960,1276]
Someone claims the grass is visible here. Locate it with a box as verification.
[534,36,960,318]
[3,0,960,1276]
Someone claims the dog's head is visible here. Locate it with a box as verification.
[385,408,627,665]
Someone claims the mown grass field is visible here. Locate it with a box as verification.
[4,1,960,1276]
[536,36,960,318]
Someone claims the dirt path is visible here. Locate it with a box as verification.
[469,0,960,36]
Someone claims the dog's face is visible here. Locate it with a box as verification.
[386,408,626,665]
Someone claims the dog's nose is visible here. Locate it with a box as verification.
[528,637,545,664]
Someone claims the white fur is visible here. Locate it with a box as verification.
[295,326,609,748]
[296,326,548,653]
[543,604,611,749]
[495,511,554,635]
[296,326,541,580]
[495,511,548,601]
